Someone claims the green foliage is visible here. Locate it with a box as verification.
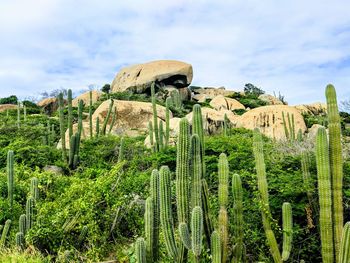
[0,95,18,105]
[243,83,265,97]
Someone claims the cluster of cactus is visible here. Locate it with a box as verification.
[282,111,296,141]
[148,82,170,152]
[43,120,56,146]
[68,99,83,169]
[169,89,182,110]
[101,99,114,135]
[253,129,293,263]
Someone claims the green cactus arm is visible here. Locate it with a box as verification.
[135,237,147,263]
[218,207,228,263]
[201,178,213,248]
[291,114,295,140]
[19,214,27,235]
[232,173,244,262]
[339,222,350,263]
[165,97,171,147]
[0,219,11,246]
[211,231,221,263]
[159,121,164,151]
[159,166,178,260]
[326,84,343,259]
[218,153,229,208]
[282,112,289,140]
[108,106,117,134]
[69,134,77,168]
[316,127,334,263]
[281,202,293,261]
[89,90,93,138]
[95,117,100,137]
[150,169,160,261]
[179,222,192,250]
[287,113,293,141]
[117,137,125,163]
[67,89,73,139]
[191,134,202,209]
[151,83,159,152]
[266,229,282,263]
[191,206,203,258]
[145,197,154,262]
[148,121,154,149]
[30,177,39,201]
[58,93,67,161]
[16,232,24,249]
[26,197,35,231]
[101,99,114,135]
[7,150,14,209]
[192,104,205,177]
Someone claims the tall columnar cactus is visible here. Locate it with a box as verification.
[108,106,117,134]
[218,153,229,208]
[118,137,125,163]
[291,113,295,141]
[218,207,228,263]
[316,127,334,263]
[170,89,182,109]
[202,179,213,247]
[58,93,67,161]
[150,169,160,261]
[136,237,147,263]
[30,177,39,201]
[253,129,293,263]
[165,97,171,147]
[145,197,154,262]
[159,121,164,151]
[148,121,154,150]
[192,104,205,177]
[301,151,315,211]
[67,89,73,139]
[326,84,343,259]
[95,117,100,137]
[51,124,56,146]
[223,113,229,136]
[339,222,350,263]
[297,129,303,142]
[23,104,27,122]
[232,173,244,262]
[16,232,24,249]
[151,83,159,152]
[89,90,93,138]
[191,134,202,208]
[26,196,34,231]
[102,99,114,135]
[17,101,21,128]
[211,231,221,263]
[76,99,83,157]
[7,150,14,209]
[19,214,27,235]
[282,112,289,140]
[0,219,11,246]
[159,166,178,260]
[69,134,77,168]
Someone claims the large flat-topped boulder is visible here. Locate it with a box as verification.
[209,95,245,111]
[237,105,306,140]
[0,104,17,112]
[111,60,193,94]
[37,97,60,115]
[294,102,327,115]
[192,86,237,99]
[72,90,101,107]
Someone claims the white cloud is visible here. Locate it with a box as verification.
[0,0,349,104]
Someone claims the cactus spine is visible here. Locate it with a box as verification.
[58,92,67,161]
[16,232,24,249]
[102,99,114,135]
[7,150,14,209]
[30,177,39,201]
[19,214,27,235]
[159,166,178,260]
[136,237,147,263]
[339,222,350,263]
[151,83,159,152]
[316,127,334,263]
[67,89,73,139]
[232,173,244,262]
[145,197,154,262]
[326,84,343,259]
[165,97,171,147]
[211,231,221,263]
[26,196,34,231]
[89,90,93,138]
[0,219,11,246]
[150,169,160,261]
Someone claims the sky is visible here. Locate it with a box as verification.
[0,0,350,105]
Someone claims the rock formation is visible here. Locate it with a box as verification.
[72,90,102,107]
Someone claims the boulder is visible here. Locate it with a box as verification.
[111,60,193,94]
[37,97,60,115]
[72,90,102,107]
[192,87,236,99]
[294,102,327,115]
[43,165,63,175]
[209,95,245,111]
[0,104,17,112]
[258,94,284,105]
[193,94,208,103]
[307,124,325,141]
[236,105,307,140]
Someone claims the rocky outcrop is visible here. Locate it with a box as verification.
[37,97,60,115]
[111,60,193,94]
[0,104,17,112]
[258,94,284,105]
[209,95,245,111]
[307,124,324,141]
[72,90,101,107]
[236,105,306,140]
[192,86,236,99]
[294,102,327,115]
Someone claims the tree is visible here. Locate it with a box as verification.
[341,99,350,112]
[101,84,111,94]
[0,95,18,105]
[244,83,265,97]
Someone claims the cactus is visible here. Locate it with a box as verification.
[150,169,160,261]
[30,177,39,201]
[96,117,100,137]
[159,121,164,150]
[218,153,229,208]
[202,178,213,248]
[117,137,125,163]
[136,237,147,263]
[69,134,77,168]
[218,207,228,263]
[339,222,350,263]
[0,219,11,246]
[76,99,83,158]
[23,104,27,122]
[223,113,229,136]
[89,90,93,138]
[16,232,24,249]
[50,124,56,146]
[191,134,202,208]
[232,173,244,262]
[101,99,114,135]
[151,83,159,152]
[326,84,343,259]
[191,206,203,260]
[7,150,14,209]
[297,129,303,142]
[58,93,67,161]
[192,104,205,177]
[165,97,171,147]
[316,127,334,263]
[26,196,34,231]
[301,151,315,210]
[159,166,178,260]
[78,225,88,247]
[282,202,293,261]
[17,101,20,128]
[291,113,295,140]
[67,89,73,139]
[282,112,289,140]
[19,214,27,235]
[170,89,182,109]
[148,121,154,150]
[108,106,117,134]
[211,231,221,263]
[145,197,154,262]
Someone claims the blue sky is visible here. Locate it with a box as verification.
[0,0,350,105]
